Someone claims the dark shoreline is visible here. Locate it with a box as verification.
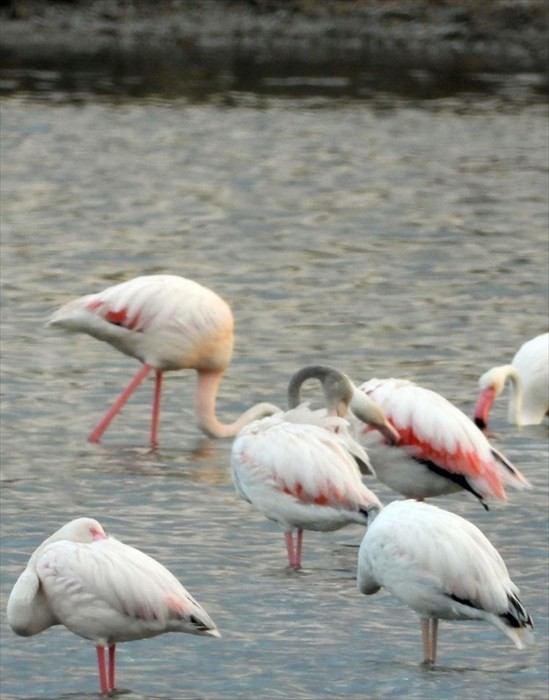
[1,1,548,99]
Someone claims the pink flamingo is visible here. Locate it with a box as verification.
[288,367,530,508]
[351,377,531,509]
[474,332,549,429]
[7,517,219,695]
[48,275,280,446]
[358,499,534,665]
[231,366,389,569]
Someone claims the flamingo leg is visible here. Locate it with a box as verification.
[88,364,153,443]
[108,644,116,691]
[430,618,438,665]
[284,532,296,568]
[421,619,433,665]
[96,646,109,694]
[295,528,303,568]
[150,371,163,448]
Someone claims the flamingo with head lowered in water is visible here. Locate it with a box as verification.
[48,274,280,446]
[474,332,549,430]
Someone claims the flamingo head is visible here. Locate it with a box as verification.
[53,517,108,544]
[474,367,508,430]
[350,389,400,445]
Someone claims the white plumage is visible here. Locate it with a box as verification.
[7,517,219,694]
[357,500,534,664]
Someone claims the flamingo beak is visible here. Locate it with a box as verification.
[474,386,496,431]
[379,421,400,446]
[350,390,400,445]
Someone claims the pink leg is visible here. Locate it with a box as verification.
[430,618,438,664]
[96,646,109,694]
[284,532,296,568]
[108,644,116,691]
[421,619,431,664]
[150,371,163,448]
[421,618,437,665]
[88,364,153,443]
[295,529,303,568]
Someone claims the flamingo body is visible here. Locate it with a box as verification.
[357,500,534,663]
[353,378,530,507]
[7,517,219,694]
[475,333,549,428]
[231,406,381,568]
[48,275,279,443]
[50,275,234,372]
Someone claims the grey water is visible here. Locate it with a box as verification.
[0,68,548,700]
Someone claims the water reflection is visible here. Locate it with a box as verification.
[1,54,548,105]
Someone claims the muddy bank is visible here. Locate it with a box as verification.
[1,1,548,98]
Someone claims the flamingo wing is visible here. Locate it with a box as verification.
[48,275,234,371]
[282,403,375,475]
[35,536,216,641]
[358,378,529,500]
[233,414,378,510]
[358,501,530,626]
[358,502,534,658]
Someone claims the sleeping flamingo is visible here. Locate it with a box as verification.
[288,368,530,508]
[474,332,549,429]
[231,366,391,569]
[48,275,280,446]
[357,499,534,665]
[7,517,219,694]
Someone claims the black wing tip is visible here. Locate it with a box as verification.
[502,592,534,630]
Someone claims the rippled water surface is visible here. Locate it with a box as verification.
[1,78,548,700]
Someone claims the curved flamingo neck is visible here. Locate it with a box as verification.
[287,365,399,444]
[287,365,353,416]
[194,370,279,438]
[500,365,523,424]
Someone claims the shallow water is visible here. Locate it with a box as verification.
[0,73,548,699]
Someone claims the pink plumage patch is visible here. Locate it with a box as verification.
[280,480,348,508]
[165,595,189,616]
[103,307,142,331]
[397,425,506,499]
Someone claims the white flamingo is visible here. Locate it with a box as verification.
[357,499,534,665]
[231,366,391,569]
[7,517,219,694]
[48,275,280,446]
[474,332,549,429]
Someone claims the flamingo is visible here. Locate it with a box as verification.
[350,377,531,508]
[231,366,390,569]
[474,332,549,429]
[7,517,219,695]
[288,368,530,509]
[48,275,280,446]
[357,499,534,665]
